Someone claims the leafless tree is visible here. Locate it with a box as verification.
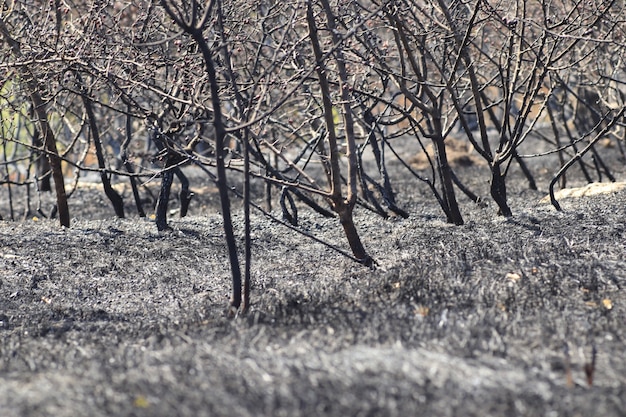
[1,4,70,226]
[2,0,625,310]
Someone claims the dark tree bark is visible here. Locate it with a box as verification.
[155,162,174,231]
[1,21,70,227]
[81,87,125,218]
[161,0,243,311]
[121,111,146,218]
[490,161,512,217]
[307,0,373,266]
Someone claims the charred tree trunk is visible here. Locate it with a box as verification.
[490,160,512,217]
[81,88,125,218]
[160,0,244,311]
[431,123,464,225]
[175,169,194,217]
[121,111,146,217]
[30,121,51,192]
[1,21,69,227]
[308,0,373,266]
[155,161,174,231]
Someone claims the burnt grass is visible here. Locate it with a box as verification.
[1,156,625,416]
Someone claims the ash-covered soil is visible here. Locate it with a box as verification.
[1,155,625,416]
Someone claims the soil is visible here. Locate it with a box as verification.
[1,142,625,416]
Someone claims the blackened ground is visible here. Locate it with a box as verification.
[0,148,625,416]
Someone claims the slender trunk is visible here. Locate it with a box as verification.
[242,130,251,313]
[306,2,342,198]
[2,141,13,220]
[122,111,146,217]
[431,112,464,225]
[513,150,537,190]
[82,90,125,218]
[307,0,373,266]
[175,169,194,217]
[32,93,70,227]
[155,163,174,231]
[191,28,242,311]
[216,3,250,311]
[31,124,51,192]
[160,0,242,311]
[0,21,69,227]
